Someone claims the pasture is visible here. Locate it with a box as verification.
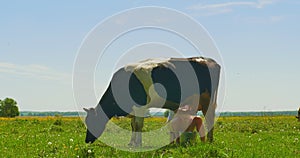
[0,116,299,157]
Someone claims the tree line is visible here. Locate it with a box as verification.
[1,97,298,118]
[20,111,86,117]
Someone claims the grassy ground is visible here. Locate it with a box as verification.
[0,116,299,157]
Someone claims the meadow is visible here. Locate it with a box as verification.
[0,116,299,158]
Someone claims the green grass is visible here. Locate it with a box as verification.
[0,116,299,157]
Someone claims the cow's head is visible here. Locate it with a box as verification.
[83,107,108,143]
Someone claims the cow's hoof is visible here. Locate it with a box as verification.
[128,142,135,147]
[128,142,142,148]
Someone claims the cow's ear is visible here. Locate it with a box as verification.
[83,108,89,113]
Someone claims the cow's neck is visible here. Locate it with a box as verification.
[97,89,114,119]
[97,84,130,118]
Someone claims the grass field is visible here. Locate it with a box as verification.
[0,116,299,157]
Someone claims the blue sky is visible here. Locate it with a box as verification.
[0,0,299,112]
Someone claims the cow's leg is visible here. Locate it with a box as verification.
[128,116,144,147]
[169,131,179,144]
[129,116,137,146]
[202,64,220,143]
[128,106,146,147]
[207,87,219,142]
[206,109,215,142]
[192,117,206,142]
[134,116,144,147]
[203,99,216,143]
[129,117,145,147]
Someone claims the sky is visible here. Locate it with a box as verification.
[0,0,299,112]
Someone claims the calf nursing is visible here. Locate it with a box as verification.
[84,57,221,146]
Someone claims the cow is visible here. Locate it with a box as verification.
[83,56,221,146]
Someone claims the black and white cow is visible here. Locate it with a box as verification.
[84,56,221,146]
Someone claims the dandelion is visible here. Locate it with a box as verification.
[48,142,52,145]
[70,138,74,142]
[87,149,92,154]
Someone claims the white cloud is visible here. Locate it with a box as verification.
[188,2,255,10]
[238,15,284,24]
[257,0,277,8]
[0,62,71,83]
[187,0,278,16]
[270,15,284,22]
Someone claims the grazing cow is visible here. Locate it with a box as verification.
[84,57,221,146]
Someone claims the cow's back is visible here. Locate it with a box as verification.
[151,57,220,108]
[105,57,220,115]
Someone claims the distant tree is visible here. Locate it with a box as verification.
[0,98,20,117]
[164,110,170,118]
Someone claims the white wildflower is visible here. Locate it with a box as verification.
[48,142,52,145]
[258,138,262,142]
[70,138,74,142]
[87,149,92,154]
